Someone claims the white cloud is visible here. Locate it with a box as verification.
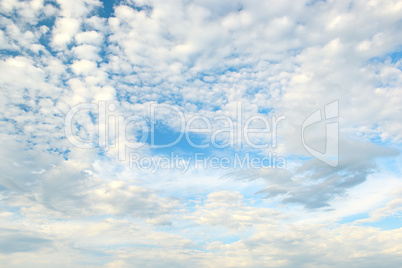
[51,17,81,49]
[75,30,103,45]
[0,0,401,266]
[72,44,101,61]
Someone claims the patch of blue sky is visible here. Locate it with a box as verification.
[1,10,57,57]
[98,0,153,19]
[96,148,105,157]
[158,92,185,105]
[1,205,21,215]
[361,215,402,230]
[197,74,217,84]
[25,140,38,150]
[97,45,114,66]
[368,46,402,65]
[15,104,30,112]
[245,86,264,96]
[287,47,304,57]
[98,0,116,18]
[243,195,285,211]
[146,124,213,157]
[189,67,240,82]
[89,110,98,125]
[258,107,274,115]
[116,85,177,104]
[37,15,56,32]
[43,0,59,10]
[361,133,401,172]
[389,48,402,64]
[0,50,21,58]
[37,18,57,56]
[145,123,280,162]
[223,64,251,73]
[180,199,202,211]
[184,56,253,77]
[115,90,134,104]
[337,212,370,224]
[46,147,70,160]
[375,75,400,88]
[186,99,224,112]
[0,117,17,124]
[213,234,243,246]
[0,117,23,134]
[375,151,402,177]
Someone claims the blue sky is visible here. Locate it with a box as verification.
[1,0,402,267]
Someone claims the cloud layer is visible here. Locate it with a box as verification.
[0,0,401,267]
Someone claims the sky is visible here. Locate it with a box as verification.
[0,0,402,267]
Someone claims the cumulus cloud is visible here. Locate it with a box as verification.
[0,0,401,266]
